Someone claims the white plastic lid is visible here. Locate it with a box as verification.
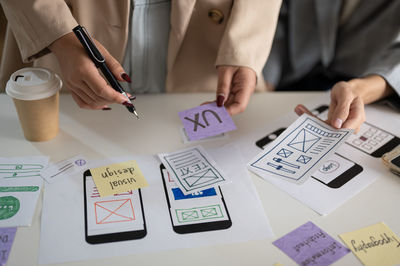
[5,67,62,100]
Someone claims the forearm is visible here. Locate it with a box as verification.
[348,75,394,104]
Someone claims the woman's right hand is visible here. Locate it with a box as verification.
[49,32,131,110]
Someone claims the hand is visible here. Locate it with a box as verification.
[326,81,365,132]
[49,32,131,110]
[215,66,257,115]
[294,81,365,133]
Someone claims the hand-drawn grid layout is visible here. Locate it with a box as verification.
[249,115,351,183]
[94,198,135,224]
[159,146,227,194]
[175,204,224,223]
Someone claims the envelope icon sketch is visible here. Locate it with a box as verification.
[182,210,199,221]
[277,148,293,158]
[201,207,218,217]
[183,169,219,188]
[94,199,135,224]
[288,129,320,152]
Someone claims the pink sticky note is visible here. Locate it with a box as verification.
[0,227,17,265]
[178,102,237,141]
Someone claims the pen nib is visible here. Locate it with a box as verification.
[133,110,139,119]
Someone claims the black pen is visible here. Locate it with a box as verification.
[72,25,139,118]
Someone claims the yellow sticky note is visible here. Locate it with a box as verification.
[339,222,400,266]
[90,160,148,197]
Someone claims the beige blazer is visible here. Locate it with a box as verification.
[0,0,281,93]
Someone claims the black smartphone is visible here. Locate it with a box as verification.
[83,170,146,244]
[345,122,400,157]
[160,164,232,234]
[254,128,362,188]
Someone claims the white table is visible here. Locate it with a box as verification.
[1,93,399,266]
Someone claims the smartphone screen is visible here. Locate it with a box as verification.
[83,170,146,244]
[346,122,400,157]
[160,164,232,234]
[311,153,363,188]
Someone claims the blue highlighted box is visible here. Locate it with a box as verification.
[172,187,217,200]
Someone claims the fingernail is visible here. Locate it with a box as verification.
[122,101,133,107]
[121,73,132,83]
[294,106,303,116]
[102,107,112,111]
[333,118,343,128]
[129,96,136,101]
[217,94,225,107]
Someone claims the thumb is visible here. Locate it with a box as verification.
[95,40,129,83]
[330,99,351,129]
[216,66,236,107]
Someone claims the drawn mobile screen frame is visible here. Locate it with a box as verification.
[160,164,232,234]
[254,125,362,188]
[83,170,147,244]
[310,105,400,158]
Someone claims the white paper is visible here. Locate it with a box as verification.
[39,145,273,264]
[0,156,48,227]
[180,127,228,144]
[158,146,230,195]
[236,99,396,215]
[248,114,352,184]
[41,155,87,183]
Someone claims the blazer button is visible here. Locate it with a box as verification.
[208,9,224,24]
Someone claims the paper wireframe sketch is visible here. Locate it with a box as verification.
[178,102,236,141]
[41,155,87,183]
[158,146,230,195]
[248,114,352,184]
[0,156,48,227]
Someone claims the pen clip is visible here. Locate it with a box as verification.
[74,26,105,65]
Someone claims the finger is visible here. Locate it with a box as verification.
[225,86,252,115]
[329,99,353,129]
[95,40,129,83]
[216,66,236,107]
[70,90,91,109]
[83,68,126,104]
[80,80,113,105]
[294,104,313,116]
[71,85,104,109]
[342,97,365,131]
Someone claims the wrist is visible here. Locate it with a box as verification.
[48,32,79,56]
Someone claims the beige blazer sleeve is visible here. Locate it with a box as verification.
[215,0,281,76]
[0,0,78,62]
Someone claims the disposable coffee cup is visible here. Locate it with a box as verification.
[6,67,62,141]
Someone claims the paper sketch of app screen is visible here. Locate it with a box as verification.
[251,116,351,183]
[84,173,146,244]
[0,162,44,220]
[255,128,362,188]
[161,147,226,194]
[345,122,400,157]
[160,164,232,234]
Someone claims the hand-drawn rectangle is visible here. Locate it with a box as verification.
[175,204,224,223]
[94,199,135,224]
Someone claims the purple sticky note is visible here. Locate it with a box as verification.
[0,227,17,265]
[273,222,350,266]
[178,102,237,141]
